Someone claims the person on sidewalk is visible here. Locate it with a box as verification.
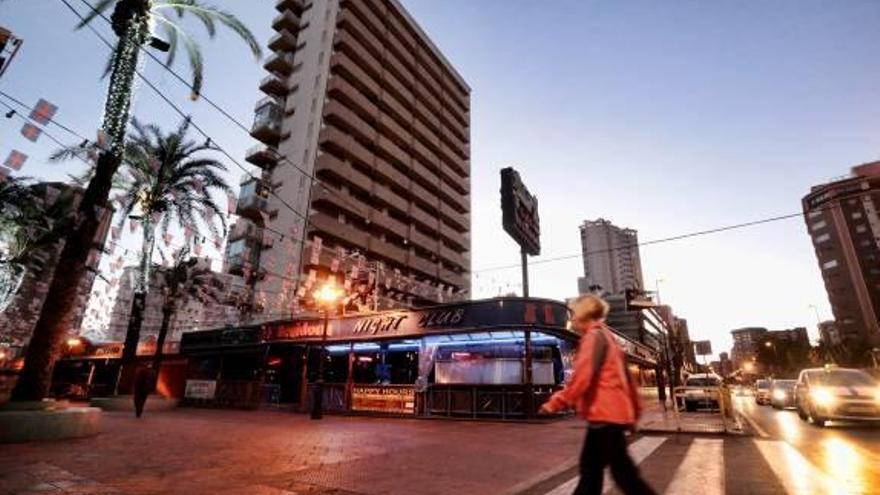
[133,365,157,418]
[539,295,656,495]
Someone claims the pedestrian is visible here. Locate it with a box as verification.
[539,295,656,495]
[133,364,157,418]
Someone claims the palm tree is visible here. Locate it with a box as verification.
[12,0,260,401]
[152,246,225,370]
[51,116,230,376]
[113,116,230,367]
[0,180,79,314]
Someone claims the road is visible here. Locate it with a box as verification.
[735,393,880,494]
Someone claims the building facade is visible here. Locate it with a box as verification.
[577,218,643,295]
[730,327,768,368]
[229,0,471,318]
[803,161,880,347]
[0,183,111,346]
[106,261,248,344]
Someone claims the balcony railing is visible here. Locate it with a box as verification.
[264,51,296,75]
[272,10,301,32]
[259,73,288,97]
[268,30,297,51]
[250,100,283,144]
[245,144,280,169]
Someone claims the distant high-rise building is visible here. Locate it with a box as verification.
[730,327,768,368]
[818,320,841,346]
[803,161,880,348]
[577,218,643,295]
[0,183,111,346]
[228,0,471,317]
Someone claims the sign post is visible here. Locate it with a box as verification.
[500,167,541,416]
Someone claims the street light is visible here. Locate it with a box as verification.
[311,281,342,420]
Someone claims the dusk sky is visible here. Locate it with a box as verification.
[3,0,880,356]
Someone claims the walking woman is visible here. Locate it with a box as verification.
[540,295,656,495]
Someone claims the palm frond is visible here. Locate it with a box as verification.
[74,0,116,30]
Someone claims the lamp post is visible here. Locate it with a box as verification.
[311,281,341,420]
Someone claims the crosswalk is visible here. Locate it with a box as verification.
[537,435,866,495]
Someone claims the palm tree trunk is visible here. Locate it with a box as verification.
[152,303,174,371]
[10,6,151,402]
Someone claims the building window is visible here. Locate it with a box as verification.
[822,259,839,270]
[852,211,863,219]
[811,220,827,231]
[808,210,823,219]
[856,224,867,234]
[814,233,831,244]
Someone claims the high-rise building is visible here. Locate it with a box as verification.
[0,183,111,345]
[228,0,471,316]
[106,260,248,343]
[803,161,880,348]
[730,327,768,368]
[577,218,643,295]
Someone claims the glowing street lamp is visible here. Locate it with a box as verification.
[743,362,755,373]
[311,281,342,420]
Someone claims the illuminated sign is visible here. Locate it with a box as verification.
[501,167,540,256]
[351,386,415,415]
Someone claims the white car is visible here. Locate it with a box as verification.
[681,373,723,412]
[794,367,880,427]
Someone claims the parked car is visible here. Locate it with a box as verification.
[755,379,771,405]
[769,379,797,409]
[794,367,880,427]
[681,373,723,411]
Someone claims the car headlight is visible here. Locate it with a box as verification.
[874,388,880,403]
[772,389,787,400]
[812,388,836,407]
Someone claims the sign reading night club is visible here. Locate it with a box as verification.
[500,167,540,256]
[261,299,572,344]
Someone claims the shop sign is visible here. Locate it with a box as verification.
[89,344,123,359]
[351,386,415,415]
[266,299,572,343]
[612,334,657,365]
[184,380,217,399]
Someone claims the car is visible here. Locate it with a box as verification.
[681,373,723,412]
[794,367,880,427]
[755,379,771,405]
[769,379,796,409]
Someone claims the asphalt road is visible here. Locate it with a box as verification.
[735,393,880,494]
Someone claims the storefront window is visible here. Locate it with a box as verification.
[429,331,563,385]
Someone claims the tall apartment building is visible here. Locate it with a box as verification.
[730,327,767,368]
[106,261,247,343]
[227,0,471,316]
[0,183,111,346]
[577,218,643,295]
[803,161,880,348]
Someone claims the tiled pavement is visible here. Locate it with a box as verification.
[0,409,591,495]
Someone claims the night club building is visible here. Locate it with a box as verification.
[179,298,659,418]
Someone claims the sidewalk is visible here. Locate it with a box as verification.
[637,392,744,435]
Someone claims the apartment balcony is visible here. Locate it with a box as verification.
[275,0,305,13]
[259,73,288,97]
[310,211,370,249]
[272,10,301,32]
[245,144,280,169]
[368,237,408,265]
[264,51,295,75]
[408,253,438,278]
[227,220,260,243]
[250,98,284,144]
[236,177,271,223]
[268,29,297,52]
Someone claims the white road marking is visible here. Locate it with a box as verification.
[741,412,770,438]
[543,436,667,495]
[753,439,844,495]
[665,438,724,495]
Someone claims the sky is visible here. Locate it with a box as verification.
[2,0,880,356]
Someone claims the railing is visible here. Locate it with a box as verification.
[424,384,560,419]
[672,385,736,433]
